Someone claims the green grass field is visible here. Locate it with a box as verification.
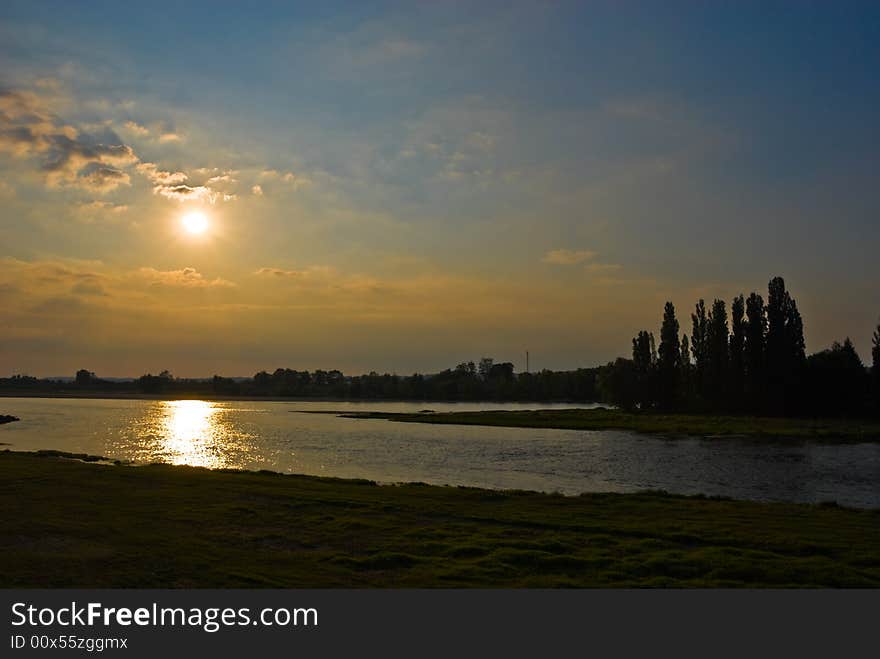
[1,451,878,587]
[323,408,880,441]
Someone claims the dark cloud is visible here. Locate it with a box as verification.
[1,87,238,201]
[0,89,134,193]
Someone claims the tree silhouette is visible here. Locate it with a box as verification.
[806,338,867,416]
[75,369,95,386]
[679,333,692,407]
[478,358,494,381]
[632,330,655,410]
[744,292,766,411]
[706,299,729,408]
[872,322,880,413]
[657,302,681,410]
[691,299,709,407]
[729,295,745,410]
[765,277,804,414]
[598,358,638,411]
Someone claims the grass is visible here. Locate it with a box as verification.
[320,408,880,441]
[1,450,878,587]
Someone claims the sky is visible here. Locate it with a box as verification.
[1,1,878,377]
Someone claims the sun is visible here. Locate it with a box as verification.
[181,211,209,235]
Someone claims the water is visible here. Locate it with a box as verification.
[1,397,878,508]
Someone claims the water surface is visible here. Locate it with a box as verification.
[1,397,878,508]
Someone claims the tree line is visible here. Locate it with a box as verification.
[0,360,600,402]
[3,275,878,415]
[599,276,880,417]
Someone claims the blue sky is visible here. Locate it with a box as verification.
[1,1,878,376]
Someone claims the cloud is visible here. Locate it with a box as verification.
[136,267,236,288]
[42,136,137,190]
[251,184,263,196]
[121,119,183,144]
[255,267,302,277]
[542,249,597,265]
[0,87,228,200]
[258,169,310,189]
[0,89,139,193]
[254,266,333,279]
[123,120,150,137]
[76,164,131,192]
[137,163,237,203]
[136,162,188,185]
[206,173,236,185]
[152,184,221,204]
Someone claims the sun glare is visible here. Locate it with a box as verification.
[181,211,209,235]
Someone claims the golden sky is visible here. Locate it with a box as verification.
[1,3,878,377]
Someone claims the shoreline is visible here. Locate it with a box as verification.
[0,391,593,404]
[311,408,880,442]
[2,449,878,587]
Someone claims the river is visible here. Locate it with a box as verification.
[1,397,878,508]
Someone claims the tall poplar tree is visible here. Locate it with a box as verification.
[657,301,681,410]
[706,299,729,408]
[765,277,806,414]
[632,330,655,410]
[691,299,709,406]
[872,322,880,412]
[744,292,766,412]
[729,295,746,409]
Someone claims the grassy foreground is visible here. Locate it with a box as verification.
[326,408,880,441]
[1,451,878,587]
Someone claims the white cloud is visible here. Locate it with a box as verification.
[123,120,150,137]
[152,183,221,204]
[136,162,188,185]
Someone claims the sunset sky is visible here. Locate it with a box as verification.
[1,1,878,377]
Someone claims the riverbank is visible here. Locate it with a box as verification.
[323,408,880,441]
[0,391,590,404]
[1,450,877,587]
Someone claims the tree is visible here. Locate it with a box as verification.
[706,299,729,408]
[75,369,95,385]
[679,334,692,407]
[138,371,173,394]
[691,299,709,405]
[632,330,655,410]
[478,358,494,380]
[806,338,867,416]
[657,302,681,410]
[487,362,515,381]
[598,358,639,411]
[766,277,805,414]
[872,322,880,413]
[744,292,766,412]
[729,295,745,410]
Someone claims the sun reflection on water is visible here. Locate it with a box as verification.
[160,400,226,468]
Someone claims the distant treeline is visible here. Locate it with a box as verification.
[599,276,880,417]
[3,275,878,415]
[0,362,600,402]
